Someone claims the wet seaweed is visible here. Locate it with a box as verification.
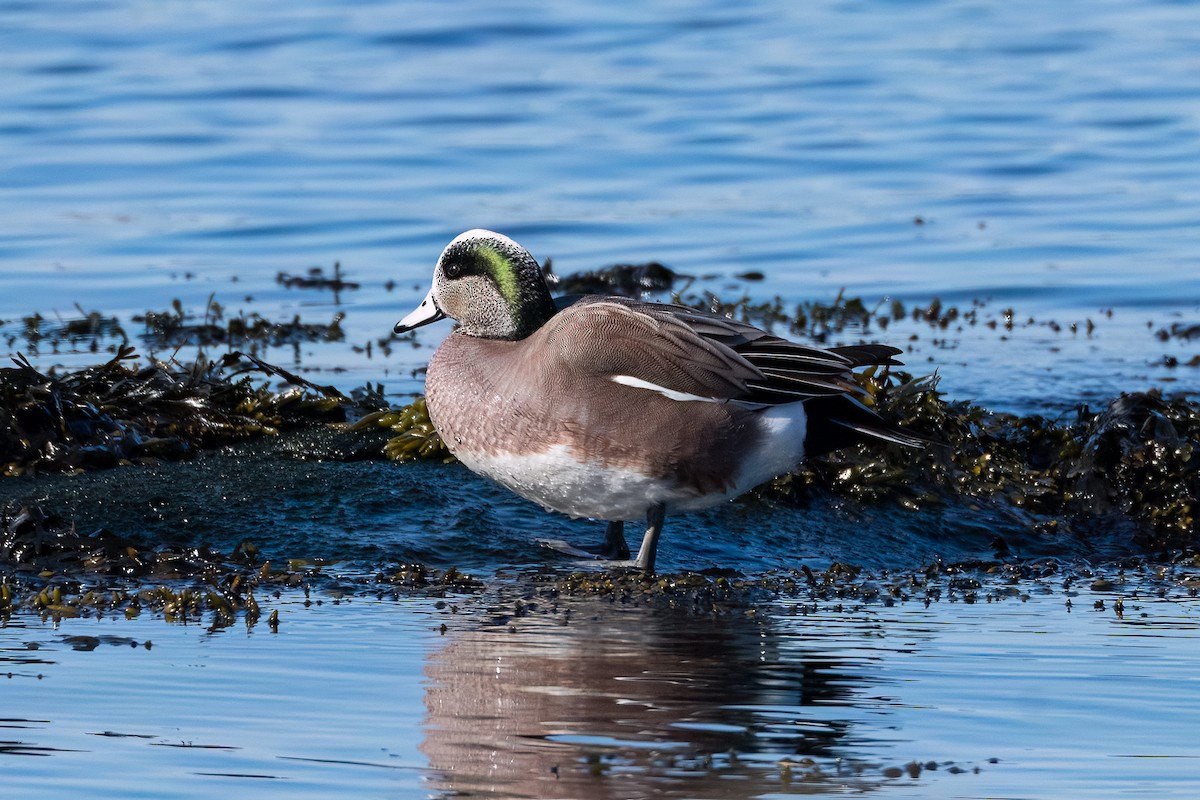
[455,550,1200,624]
[1155,322,1200,342]
[1157,354,1200,369]
[542,258,680,297]
[134,297,345,353]
[694,290,1104,345]
[353,397,449,462]
[525,560,1017,615]
[535,568,775,614]
[768,371,1199,551]
[276,262,360,297]
[5,488,1194,627]
[0,346,355,475]
[0,503,484,626]
[2,307,129,355]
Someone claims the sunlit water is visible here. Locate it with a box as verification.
[4,1,1200,797]
[2,0,1198,412]
[3,580,1199,799]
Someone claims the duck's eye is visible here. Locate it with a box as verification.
[443,260,463,279]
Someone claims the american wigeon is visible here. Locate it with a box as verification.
[396,230,924,572]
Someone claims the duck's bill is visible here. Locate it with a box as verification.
[394,289,446,333]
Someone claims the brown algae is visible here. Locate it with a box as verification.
[0,503,484,626]
[0,346,356,475]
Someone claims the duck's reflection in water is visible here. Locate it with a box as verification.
[421,600,889,798]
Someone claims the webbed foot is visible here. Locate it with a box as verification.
[582,520,630,560]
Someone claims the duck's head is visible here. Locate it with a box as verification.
[394,229,557,340]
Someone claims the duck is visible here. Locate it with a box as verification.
[395,229,924,573]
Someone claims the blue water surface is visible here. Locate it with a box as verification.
[3,2,1200,798]
[3,578,1199,799]
[1,0,1198,410]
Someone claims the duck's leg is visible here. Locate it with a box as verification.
[583,521,630,560]
[634,504,666,573]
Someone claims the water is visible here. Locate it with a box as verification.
[1,597,439,797]
[4,0,1200,796]
[2,0,1198,411]
[3,577,1199,798]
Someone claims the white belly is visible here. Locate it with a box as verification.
[443,401,810,522]
[454,444,735,521]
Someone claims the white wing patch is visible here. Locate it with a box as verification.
[610,374,719,403]
[610,374,771,409]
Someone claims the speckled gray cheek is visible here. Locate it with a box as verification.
[435,273,518,339]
